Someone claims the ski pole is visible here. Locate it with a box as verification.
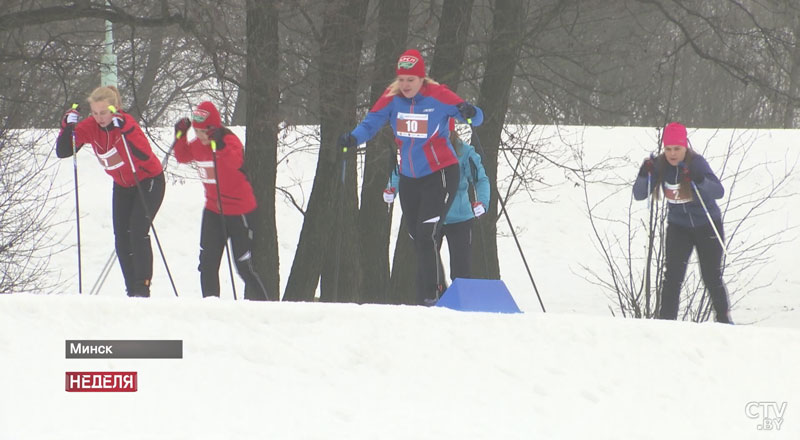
[691,181,729,259]
[329,143,348,303]
[210,137,238,300]
[69,103,83,293]
[646,153,657,214]
[109,105,179,297]
[432,168,449,302]
[645,170,652,315]
[468,122,546,313]
[90,250,116,295]
[163,123,185,171]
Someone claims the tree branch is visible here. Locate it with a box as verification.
[0,4,183,30]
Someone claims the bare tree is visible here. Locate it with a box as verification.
[0,127,63,293]
[0,0,189,128]
[244,0,280,300]
[359,0,410,304]
[471,0,527,279]
[575,128,797,321]
[283,0,369,303]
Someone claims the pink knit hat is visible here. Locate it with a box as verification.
[663,122,688,148]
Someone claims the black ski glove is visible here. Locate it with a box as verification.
[638,156,655,178]
[678,161,704,184]
[207,126,226,150]
[338,133,357,151]
[456,102,477,120]
[174,117,191,139]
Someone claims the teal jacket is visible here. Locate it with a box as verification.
[388,139,490,225]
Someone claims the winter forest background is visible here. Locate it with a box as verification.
[3,0,800,315]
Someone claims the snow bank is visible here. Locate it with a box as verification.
[1,294,797,439]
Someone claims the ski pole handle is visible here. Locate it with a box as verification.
[210,140,217,152]
[174,117,192,140]
[70,103,80,133]
[64,103,80,127]
[69,101,82,294]
[70,103,79,153]
[107,105,122,128]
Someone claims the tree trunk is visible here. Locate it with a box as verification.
[471,0,524,280]
[231,73,247,126]
[284,0,368,303]
[783,8,800,128]
[127,0,167,122]
[127,30,162,121]
[244,0,280,300]
[429,0,473,87]
[359,0,410,304]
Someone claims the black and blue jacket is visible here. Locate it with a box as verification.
[633,154,724,228]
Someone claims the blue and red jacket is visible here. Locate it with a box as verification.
[350,83,484,178]
[388,139,490,225]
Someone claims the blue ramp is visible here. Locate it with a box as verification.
[436,278,522,313]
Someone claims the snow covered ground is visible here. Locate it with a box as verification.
[1,125,799,439]
[2,294,798,439]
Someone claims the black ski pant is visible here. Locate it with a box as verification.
[436,218,474,281]
[398,164,459,304]
[198,208,269,301]
[660,220,731,322]
[112,172,165,297]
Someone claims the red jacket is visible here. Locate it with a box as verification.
[56,111,163,188]
[173,130,257,215]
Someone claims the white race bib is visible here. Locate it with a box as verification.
[195,160,217,184]
[96,147,124,171]
[396,112,429,139]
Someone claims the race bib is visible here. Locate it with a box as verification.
[195,160,217,184]
[96,147,124,171]
[396,112,428,139]
[664,182,691,204]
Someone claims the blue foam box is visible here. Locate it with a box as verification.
[436,278,522,313]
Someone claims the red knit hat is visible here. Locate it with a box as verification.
[663,122,688,148]
[396,49,426,78]
[192,101,222,131]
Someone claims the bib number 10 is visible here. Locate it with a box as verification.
[396,112,428,139]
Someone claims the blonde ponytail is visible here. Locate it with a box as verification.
[88,85,123,109]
